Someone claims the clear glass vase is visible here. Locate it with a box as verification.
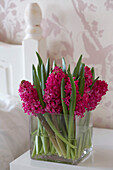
[30,111,93,165]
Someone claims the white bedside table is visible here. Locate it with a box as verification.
[10,128,113,170]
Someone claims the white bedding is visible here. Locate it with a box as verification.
[0,95,29,170]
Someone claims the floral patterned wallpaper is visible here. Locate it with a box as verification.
[0,0,113,128]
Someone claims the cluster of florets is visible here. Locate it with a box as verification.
[64,78,85,117]
[18,66,108,117]
[86,80,108,111]
[18,80,43,116]
[43,66,68,113]
[62,66,108,117]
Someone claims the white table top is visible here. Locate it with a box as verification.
[10,128,113,170]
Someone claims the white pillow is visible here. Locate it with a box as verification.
[0,95,29,170]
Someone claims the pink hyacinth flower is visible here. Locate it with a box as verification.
[18,80,44,116]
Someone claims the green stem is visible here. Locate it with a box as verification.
[77,134,83,158]
[74,139,77,159]
[44,113,76,149]
[49,139,56,154]
[31,139,36,158]
[61,78,69,131]
[77,111,92,158]
[42,129,49,154]
[73,120,77,160]
[35,135,42,155]
[66,71,76,159]
[85,128,92,149]
[37,118,49,154]
[67,114,74,159]
[71,149,75,160]
[89,128,92,147]
[40,145,44,154]
[37,114,62,156]
[57,115,67,138]
[51,115,66,158]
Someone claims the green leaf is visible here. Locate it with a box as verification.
[49,68,53,74]
[36,52,43,66]
[77,76,81,81]
[32,64,38,85]
[67,64,70,72]
[79,77,85,96]
[91,67,95,81]
[78,63,85,96]
[62,57,66,74]
[72,55,82,78]
[45,58,50,78]
[61,78,68,130]
[32,64,45,107]
[52,60,56,69]
[37,65,41,82]
[79,63,85,78]
[90,76,99,89]
[67,71,76,158]
[68,71,76,114]
[41,63,46,95]
[36,51,47,83]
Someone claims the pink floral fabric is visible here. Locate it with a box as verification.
[0,0,113,128]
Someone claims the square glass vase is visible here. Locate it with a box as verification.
[30,111,93,165]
